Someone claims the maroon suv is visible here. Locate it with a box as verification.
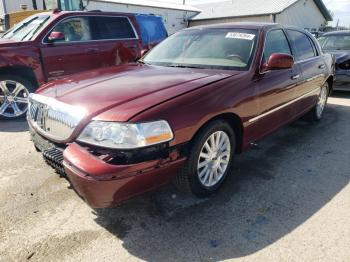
[0,10,167,119]
[28,23,334,208]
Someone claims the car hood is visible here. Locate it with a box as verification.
[0,38,27,47]
[325,50,350,64]
[38,64,240,122]
[0,38,15,44]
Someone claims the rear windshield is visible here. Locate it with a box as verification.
[2,15,51,41]
[143,28,259,70]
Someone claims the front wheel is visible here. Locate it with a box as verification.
[0,75,35,120]
[306,82,329,122]
[174,120,235,197]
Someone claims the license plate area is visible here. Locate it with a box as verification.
[30,128,66,176]
[30,130,54,152]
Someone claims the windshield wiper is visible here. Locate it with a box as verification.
[167,64,203,69]
[21,18,48,41]
[137,60,151,65]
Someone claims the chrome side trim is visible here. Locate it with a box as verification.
[248,87,320,123]
[294,56,320,65]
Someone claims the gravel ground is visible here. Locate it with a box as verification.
[0,93,349,262]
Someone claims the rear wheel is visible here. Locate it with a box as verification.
[174,120,235,197]
[0,75,35,120]
[305,82,329,121]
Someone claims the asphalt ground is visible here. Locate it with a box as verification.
[0,92,349,262]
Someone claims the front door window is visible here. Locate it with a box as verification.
[47,17,91,42]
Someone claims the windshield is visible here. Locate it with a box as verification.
[318,35,350,50]
[143,28,259,70]
[2,15,51,41]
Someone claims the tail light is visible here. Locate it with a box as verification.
[338,60,350,70]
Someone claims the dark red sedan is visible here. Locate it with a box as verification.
[28,23,334,208]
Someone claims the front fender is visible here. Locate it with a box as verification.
[0,45,45,85]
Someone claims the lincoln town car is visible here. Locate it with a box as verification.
[28,23,334,208]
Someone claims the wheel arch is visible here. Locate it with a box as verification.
[190,112,244,154]
[326,75,333,93]
[0,66,39,88]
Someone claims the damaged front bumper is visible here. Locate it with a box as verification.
[30,126,186,208]
[63,143,186,208]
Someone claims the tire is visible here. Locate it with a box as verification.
[0,74,36,120]
[305,82,329,122]
[174,120,236,197]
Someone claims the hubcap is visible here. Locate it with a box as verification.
[197,131,231,187]
[0,80,29,118]
[316,84,328,118]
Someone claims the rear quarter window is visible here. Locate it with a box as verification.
[287,30,317,61]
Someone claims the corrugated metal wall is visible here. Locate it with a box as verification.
[190,0,327,30]
[86,1,197,34]
[189,15,273,27]
[277,0,326,30]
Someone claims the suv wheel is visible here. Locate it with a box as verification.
[174,120,235,197]
[306,82,329,122]
[0,75,35,120]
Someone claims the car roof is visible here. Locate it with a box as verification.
[322,30,350,36]
[38,10,138,18]
[187,22,314,35]
[188,22,282,31]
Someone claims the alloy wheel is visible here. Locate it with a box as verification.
[197,131,231,187]
[0,80,29,118]
[316,84,328,119]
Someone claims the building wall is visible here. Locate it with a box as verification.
[189,15,273,27]
[276,0,326,30]
[190,0,327,30]
[86,1,197,34]
[0,0,44,16]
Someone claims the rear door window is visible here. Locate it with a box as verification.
[287,30,317,61]
[91,16,136,40]
[263,29,292,63]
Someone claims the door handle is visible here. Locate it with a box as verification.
[85,48,99,54]
[318,64,326,69]
[291,74,300,80]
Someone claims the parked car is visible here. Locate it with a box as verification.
[310,30,324,38]
[0,10,167,119]
[28,23,334,208]
[318,31,350,91]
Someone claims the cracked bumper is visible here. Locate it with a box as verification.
[63,143,186,208]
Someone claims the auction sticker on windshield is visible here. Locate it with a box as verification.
[225,32,255,40]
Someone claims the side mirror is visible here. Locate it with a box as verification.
[48,31,65,42]
[141,48,150,57]
[262,53,294,71]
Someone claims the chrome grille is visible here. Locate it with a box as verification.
[28,93,86,141]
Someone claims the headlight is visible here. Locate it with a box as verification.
[77,120,174,149]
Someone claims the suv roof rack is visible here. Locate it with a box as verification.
[88,10,102,12]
